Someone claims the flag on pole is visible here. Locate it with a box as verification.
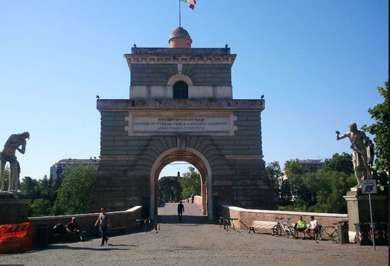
[180,0,197,10]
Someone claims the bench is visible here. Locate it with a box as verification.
[248,221,277,234]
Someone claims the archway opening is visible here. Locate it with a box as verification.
[150,148,212,222]
[158,162,206,221]
[173,81,188,99]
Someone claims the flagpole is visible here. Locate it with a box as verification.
[178,0,182,27]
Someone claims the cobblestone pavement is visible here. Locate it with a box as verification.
[1,203,388,266]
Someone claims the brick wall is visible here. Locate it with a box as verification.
[130,64,232,86]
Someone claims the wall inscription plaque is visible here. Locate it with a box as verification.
[125,111,237,136]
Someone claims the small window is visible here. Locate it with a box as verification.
[173,81,188,99]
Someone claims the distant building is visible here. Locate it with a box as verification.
[297,159,324,173]
[50,157,99,180]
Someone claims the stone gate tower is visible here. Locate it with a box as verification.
[91,27,275,220]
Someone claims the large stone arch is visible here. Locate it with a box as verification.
[149,147,213,221]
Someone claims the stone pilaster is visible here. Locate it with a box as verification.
[344,190,388,242]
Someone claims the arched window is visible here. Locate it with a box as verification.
[173,81,188,99]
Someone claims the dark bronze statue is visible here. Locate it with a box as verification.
[0,132,30,192]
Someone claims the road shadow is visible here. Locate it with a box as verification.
[48,244,136,251]
[159,215,209,224]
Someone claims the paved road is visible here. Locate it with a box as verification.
[158,201,207,223]
[1,203,388,266]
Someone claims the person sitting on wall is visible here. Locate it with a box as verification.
[66,217,80,232]
[66,217,86,241]
[306,216,321,241]
[294,216,307,239]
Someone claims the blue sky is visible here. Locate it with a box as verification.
[0,0,388,179]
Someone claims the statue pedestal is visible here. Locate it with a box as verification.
[344,189,388,244]
[0,192,31,224]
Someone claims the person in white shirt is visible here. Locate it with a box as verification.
[307,216,320,240]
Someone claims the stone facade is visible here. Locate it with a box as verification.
[90,33,275,220]
[127,48,234,99]
[0,193,30,224]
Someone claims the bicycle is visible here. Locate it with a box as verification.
[272,217,284,236]
[320,224,339,243]
[272,217,295,238]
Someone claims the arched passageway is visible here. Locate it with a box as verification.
[150,148,213,221]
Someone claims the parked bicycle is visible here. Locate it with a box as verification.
[320,224,339,243]
[272,217,296,238]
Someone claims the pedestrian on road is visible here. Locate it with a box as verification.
[191,195,194,204]
[95,208,110,246]
[177,201,184,222]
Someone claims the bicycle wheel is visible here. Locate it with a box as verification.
[272,224,278,235]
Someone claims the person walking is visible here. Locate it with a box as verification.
[177,201,184,222]
[95,208,110,246]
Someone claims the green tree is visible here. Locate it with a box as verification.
[312,169,355,213]
[53,165,96,214]
[322,153,353,175]
[20,175,63,216]
[159,176,182,202]
[284,160,304,177]
[364,81,389,185]
[0,167,10,190]
[30,199,52,217]
[283,160,304,202]
[281,155,356,213]
[20,176,39,198]
[265,161,283,194]
[179,167,201,199]
[37,175,52,200]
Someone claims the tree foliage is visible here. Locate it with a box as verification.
[280,154,356,213]
[284,160,304,177]
[53,165,96,215]
[20,175,58,216]
[158,176,181,203]
[364,81,389,183]
[1,167,10,189]
[30,199,52,217]
[285,168,355,213]
[322,153,354,175]
[179,167,201,199]
[265,161,283,194]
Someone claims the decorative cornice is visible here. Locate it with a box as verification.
[225,155,262,160]
[97,99,265,112]
[124,54,236,64]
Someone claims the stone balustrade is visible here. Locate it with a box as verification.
[28,206,142,244]
[221,205,348,230]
